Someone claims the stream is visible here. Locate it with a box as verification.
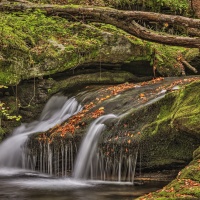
[0,76,199,199]
[0,168,168,200]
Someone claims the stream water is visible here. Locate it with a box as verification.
[73,114,118,179]
[0,168,168,200]
[0,96,82,168]
[0,102,168,200]
[0,78,188,199]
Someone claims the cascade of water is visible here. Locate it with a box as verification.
[57,150,60,176]
[0,96,82,168]
[65,144,68,176]
[25,140,77,176]
[0,94,142,182]
[5,111,140,182]
[92,146,139,182]
[61,142,64,176]
[47,143,52,175]
[70,142,74,171]
[118,149,122,182]
[73,114,118,179]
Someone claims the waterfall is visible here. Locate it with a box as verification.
[0,96,82,168]
[0,95,141,182]
[73,114,118,179]
[71,112,140,182]
[19,112,139,182]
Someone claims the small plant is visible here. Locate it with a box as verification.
[0,85,22,133]
[0,102,22,122]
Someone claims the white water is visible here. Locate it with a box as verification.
[73,114,118,179]
[0,96,82,168]
[0,91,164,181]
[10,178,93,189]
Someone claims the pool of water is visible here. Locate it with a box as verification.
[0,168,168,200]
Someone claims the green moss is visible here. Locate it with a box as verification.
[171,81,200,135]
[152,44,187,76]
[2,9,152,85]
[184,49,200,61]
[193,147,200,160]
[144,80,200,137]
[0,70,21,85]
[0,10,105,85]
[1,3,198,86]
[27,0,191,16]
[106,0,190,15]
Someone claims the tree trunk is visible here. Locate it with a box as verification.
[1,1,200,48]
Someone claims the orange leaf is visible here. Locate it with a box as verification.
[140,93,145,98]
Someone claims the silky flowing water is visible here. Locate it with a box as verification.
[0,96,82,168]
[1,77,192,199]
[73,114,118,179]
[0,168,168,200]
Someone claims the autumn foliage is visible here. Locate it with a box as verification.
[37,77,199,143]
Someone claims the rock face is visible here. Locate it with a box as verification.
[0,1,199,198]
[0,70,147,137]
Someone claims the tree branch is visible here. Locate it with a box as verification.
[1,1,200,48]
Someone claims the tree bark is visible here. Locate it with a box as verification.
[191,0,200,18]
[1,1,200,48]
[188,28,200,37]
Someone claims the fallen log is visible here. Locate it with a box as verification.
[0,1,200,48]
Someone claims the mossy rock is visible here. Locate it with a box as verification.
[1,10,152,85]
[106,80,200,170]
[50,71,139,94]
[136,146,200,200]
[141,81,200,168]
[193,147,200,160]
[1,8,199,86]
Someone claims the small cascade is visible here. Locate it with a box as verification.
[85,145,139,182]
[73,114,118,179]
[0,76,190,195]
[0,96,82,168]
[23,141,76,176]
[72,114,139,182]
[0,94,144,182]
[20,113,140,182]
